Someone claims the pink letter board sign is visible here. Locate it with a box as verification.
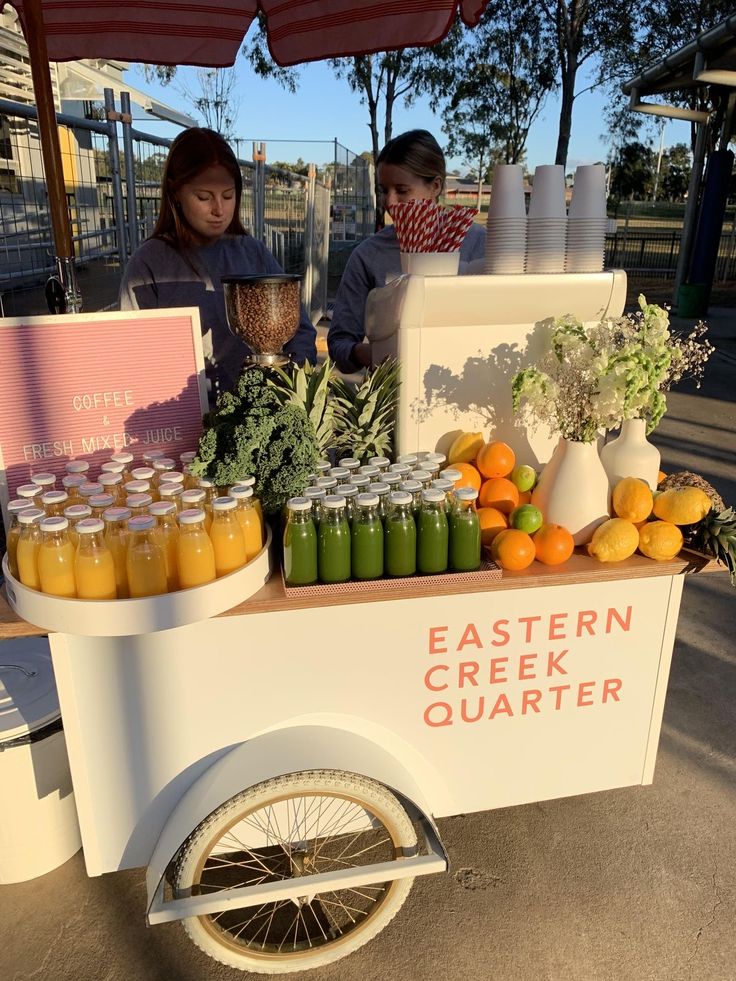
[0,308,208,525]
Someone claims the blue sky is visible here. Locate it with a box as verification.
[126,57,686,177]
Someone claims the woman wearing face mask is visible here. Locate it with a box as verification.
[327,129,485,373]
[119,128,316,401]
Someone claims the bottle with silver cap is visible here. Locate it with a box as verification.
[176,509,216,588]
[37,516,76,597]
[15,508,44,589]
[385,491,416,577]
[210,496,247,577]
[74,518,117,600]
[351,493,383,580]
[283,497,318,586]
[303,486,326,525]
[369,456,391,472]
[400,479,423,518]
[328,467,351,485]
[318,495,351,584]
[368,481,391,521]
[102,506,132,598]
[449,487,481,571]
[417,488,449,574]
[126,514,168,597]
[339,484,359,523]
[149,501,180,591]
[338,457,360,475]
[64,503,93,548]
[5,499,33,578]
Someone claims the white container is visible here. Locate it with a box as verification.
[600,418,661,491]
[531,438,611,544]
[2,527,273,637]
[0,638,81,882]
[400,252,460,276]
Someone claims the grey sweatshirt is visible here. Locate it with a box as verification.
[327,224,486,373]
[119,235,317,396]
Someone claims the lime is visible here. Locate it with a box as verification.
[509,504,543,534]
[511,465,537,492]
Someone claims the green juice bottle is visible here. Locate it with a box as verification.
[449,486,481,571]
[417,488,449,574]
[385,491,416,577]
[318,495,351,584]
[283,497,318,586]
[351,493,384,580]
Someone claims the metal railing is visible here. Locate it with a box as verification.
[0,95,371,322]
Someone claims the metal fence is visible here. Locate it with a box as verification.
[605,201,736,280]
[0,94,373,321]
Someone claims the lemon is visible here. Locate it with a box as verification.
[448,431,485,465]
[587,518,640,562]
[652,487,711,525]
[638,520,683,561]
[612,477,654,523]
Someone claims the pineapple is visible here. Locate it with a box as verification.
[331,357,401,462]
[266,358,337,454]
[688,507,736,586]
[659,471,725,512]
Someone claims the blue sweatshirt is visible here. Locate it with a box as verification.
[327,224,486,373]
[119,235,317,397]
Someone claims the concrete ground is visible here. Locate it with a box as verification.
[1,309,734,981]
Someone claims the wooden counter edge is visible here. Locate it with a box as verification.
[0,547,725,639]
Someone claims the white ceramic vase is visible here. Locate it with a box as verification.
[531,438,611,545]
[600,418,661,491]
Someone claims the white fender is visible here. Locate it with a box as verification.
[145,723,450,917]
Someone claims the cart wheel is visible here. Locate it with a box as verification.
[172,769,418,974]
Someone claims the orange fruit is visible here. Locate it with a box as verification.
[657,470,667,486]
[490,528,536,571]
[533,523,575,566]
[517,489,532,506]
[452,461,482,492]
[476,441,516,479]
[478,476,519,514]
[478,507,508,545]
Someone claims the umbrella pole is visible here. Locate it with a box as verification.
[24,0,82,313]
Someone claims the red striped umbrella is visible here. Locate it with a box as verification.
[1,0,489,309]
[7,0,489,67]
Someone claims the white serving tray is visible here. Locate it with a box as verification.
[2,528,272,637]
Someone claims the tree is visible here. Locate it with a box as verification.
[178,68,240,140]
[609,141,656,200]
[539,0,639,168]
[661,143,692,201]
[436,3,556,183]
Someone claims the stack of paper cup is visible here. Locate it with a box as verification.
[526,165,567,273]
[565,164,607,272]
[484,164,527,274]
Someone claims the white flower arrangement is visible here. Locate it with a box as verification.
[512,295,714,443]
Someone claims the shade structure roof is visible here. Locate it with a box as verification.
[2,0,489,68]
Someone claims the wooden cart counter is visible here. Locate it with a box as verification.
[0,548,718,639]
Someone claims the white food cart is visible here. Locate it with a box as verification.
[0,269,719,973]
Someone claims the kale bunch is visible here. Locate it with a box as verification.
[191,366,319,515]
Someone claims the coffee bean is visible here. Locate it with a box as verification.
[223,277,301,355]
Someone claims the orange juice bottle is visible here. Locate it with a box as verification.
[62,474,86,503]
[230,486,263,560]
[179,450,196,468]
[31,472,57,491]
[158,483,184,512]
[74,518,117,600]
[100,460,126,477]
[181,489,211,533]
[63,503,92,548]
[37,516,76,597]
[16,483,45,504]
[152,458,176,485]
[199,479,216,525]
[98,472,126,506]
[15,507,44,588]
[65,460,89,478]
[232,476,264,533]
[123,478,150,498]
[78,481,103,502]
[132,466,156,485]
[126,492,153,517]
[41,490,69,517]
[126,514,167,597]
[142,450,166,465]
[103,506,131,598]
[182,464,198,490]
[110,452,134,482]
[150,501,180,591]
[5,499,32,579]
[89,493,115,520]
[210,496,247,577]
[176,508,216,588]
